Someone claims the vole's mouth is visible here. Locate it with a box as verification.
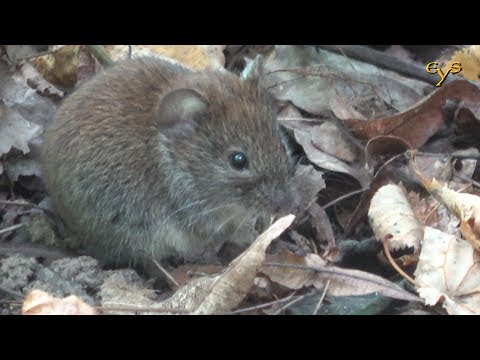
[254,216,265,233]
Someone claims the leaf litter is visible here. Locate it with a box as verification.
[1,45,480,315]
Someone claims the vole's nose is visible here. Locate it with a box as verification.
[271,189,297,217]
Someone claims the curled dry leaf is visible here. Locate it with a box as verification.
[261,251,421,302]
[413,162,480,250]
[415,227,480,315]
[22,289,97,315]
[193,214,296,314]
[368,184,424,251]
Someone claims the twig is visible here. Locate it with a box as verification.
[99,305,188,314]
[381,235,417,286]
[85,45,115,68]
[321,187,369,211]
[226,292,297,314]
[0,223,25,235]
[151,258,179,289]
[316,45,438,86]
[455,173,480,189]
[416,151,480,160]
[313,280,330,315]
[272,291,312,315]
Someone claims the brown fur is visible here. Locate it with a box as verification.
[42,57,296,272]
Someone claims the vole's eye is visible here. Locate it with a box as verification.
[229,152,249,171]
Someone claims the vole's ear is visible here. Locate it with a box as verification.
[155,88,211,136]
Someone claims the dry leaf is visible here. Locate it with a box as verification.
[293,129,371,187]
[263,45,426,118]
[261,251,421,302]
[441,45,480,82]
[311,122,358,162]
[33,45,80,88]
[193,214,295,314]
[104,45,226,71]
[345,80,480,149]
[22,289,97,315]
[415,226,480,315]
[368,184,423,251]
[0,105,42,156]
[413,164,480,250]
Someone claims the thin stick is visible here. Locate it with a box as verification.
[272,292,311,315]
[321,187,369,211]
[0,223,25,235]
[313,280,330,315]
[226,292,297,314]
[455,173,480,189]
[151,258,179,289]
[416,151,480,160]
[99,305,188,314]
[382,235,417,286]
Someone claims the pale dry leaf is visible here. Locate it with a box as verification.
[368,184,424,251]
[261,252,421,302]
[5,157,42,181]
[19,62,64,100]
[22,289,97,315]
[0,61,58,128]
[329,95,367,121]
[262,45,427,118]
[311,122,358,162]
[414,226,480,314]
[294,129,370,187]
[104,45,226,71]
[99,270,157,314]
[0,105,42,155]
[193,214,296,314]
[413,167,480,250]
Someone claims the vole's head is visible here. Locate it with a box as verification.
[155,72,297,234]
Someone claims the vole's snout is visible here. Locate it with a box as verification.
[270,188,296,217]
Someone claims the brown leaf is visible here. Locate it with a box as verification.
[365,135,411,170]
[33,45,80,88]
[344,80,480,149]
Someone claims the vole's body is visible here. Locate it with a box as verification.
[42,57,296,272]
